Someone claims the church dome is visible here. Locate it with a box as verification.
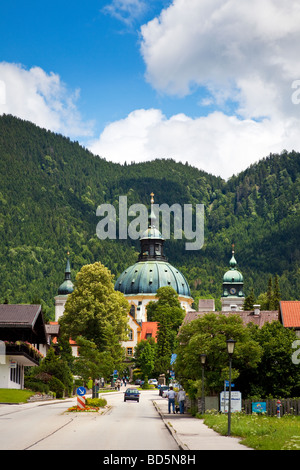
[223,250,243,283]
[223,269,244,283]
[114,193,192,300]
[115,260,191,297]
[58,279,74,295]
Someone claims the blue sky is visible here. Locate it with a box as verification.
[1,1,300,179]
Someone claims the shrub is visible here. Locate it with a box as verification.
[49,377,65,398]
[24,377,50,394]
[86,397,107,408]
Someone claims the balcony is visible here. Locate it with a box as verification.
[4,341,44,366]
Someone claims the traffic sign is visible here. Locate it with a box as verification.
[76,386,86,396]
[225,380,235,387]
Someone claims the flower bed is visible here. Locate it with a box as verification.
[67,397,107,413]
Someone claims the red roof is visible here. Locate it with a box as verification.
[183,310,279,328]
[141,322,158,342]
[280,301,300,328]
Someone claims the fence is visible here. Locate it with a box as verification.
[186,396,300,416]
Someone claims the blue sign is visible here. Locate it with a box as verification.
[225,381,235,387]
[77,386,86,396]
[170,354,177,365]
[252,402,267,413]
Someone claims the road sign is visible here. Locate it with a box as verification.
[170,354,177,365]
[225,380,235,387]
[220,391,242,413]
[77,395,86,410]
[76,386,86,396]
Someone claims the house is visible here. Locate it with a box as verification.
[141,322,158,342]
[183,304,279,328]
[0,304,48,389]
[279,301,300,337]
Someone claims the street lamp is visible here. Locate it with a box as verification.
[200,354,206,415]
[226,339,236,436]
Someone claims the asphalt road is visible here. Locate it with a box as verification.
[0,389,179,451]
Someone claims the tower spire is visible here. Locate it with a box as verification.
[149,192,157,228]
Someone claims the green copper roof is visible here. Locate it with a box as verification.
[114,260,192,297]
[223,268,244,283]
[115,193,192,299]
[223,248,243,283]
[58,256,74,295]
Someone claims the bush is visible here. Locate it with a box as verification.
[86,397,107,408]
[24,377,50,394]
[49,377,65,398]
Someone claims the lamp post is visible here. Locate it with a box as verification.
[226,338,236,436]
[200,354,206,415]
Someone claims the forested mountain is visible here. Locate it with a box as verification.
[0,114,299,320]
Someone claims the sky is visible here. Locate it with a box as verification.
[1,0,300,179]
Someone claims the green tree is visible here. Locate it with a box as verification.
[59,262,129,355]
[73,336,115,384]
[239,321,300,398]
[175,313,262,397]
[31,347,73,397]
[266,276,274,310]
[273,274,281,310]
[243,288,256,310]
[146,287,185,375]
[134,338,156,379]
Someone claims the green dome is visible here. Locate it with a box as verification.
[223,268,244,284]
[115,260,191,298]
[58,279,74,295]
[140,226,163,240]
[58,257,74,295]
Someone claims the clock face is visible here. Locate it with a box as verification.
[230,287,236,295]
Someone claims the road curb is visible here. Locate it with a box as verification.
[153,400,189,451]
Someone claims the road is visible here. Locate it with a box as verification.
[0,389,179,450]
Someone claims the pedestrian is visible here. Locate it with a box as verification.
[177,387,186,414]
[166,386,177,414]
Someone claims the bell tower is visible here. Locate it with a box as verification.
[221,245,245,311]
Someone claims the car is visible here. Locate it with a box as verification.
[124,388,140,402]
[134,379,142,385]
[159,385,169,396]
[148,378,158,386]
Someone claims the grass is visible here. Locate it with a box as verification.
[196,411,300,450]
[0,388,35,403]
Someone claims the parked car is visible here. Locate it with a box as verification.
[124,388,140,402]
[148,379,158,386]
[134,379,142,385]
[159,385,169,396]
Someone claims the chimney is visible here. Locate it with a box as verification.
[253,304,261,316]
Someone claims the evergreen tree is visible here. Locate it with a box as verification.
[273,274,281,310]
[266,276,275,310]
[243,288,256,310]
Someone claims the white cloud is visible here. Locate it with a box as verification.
[0,62,93,137]
[102,0,148,26]
[140,0,300,119]
[88,108,299,179]
[90,0,300,179]
[89,0,300,179]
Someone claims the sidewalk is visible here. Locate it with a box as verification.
[153,397,251,450]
